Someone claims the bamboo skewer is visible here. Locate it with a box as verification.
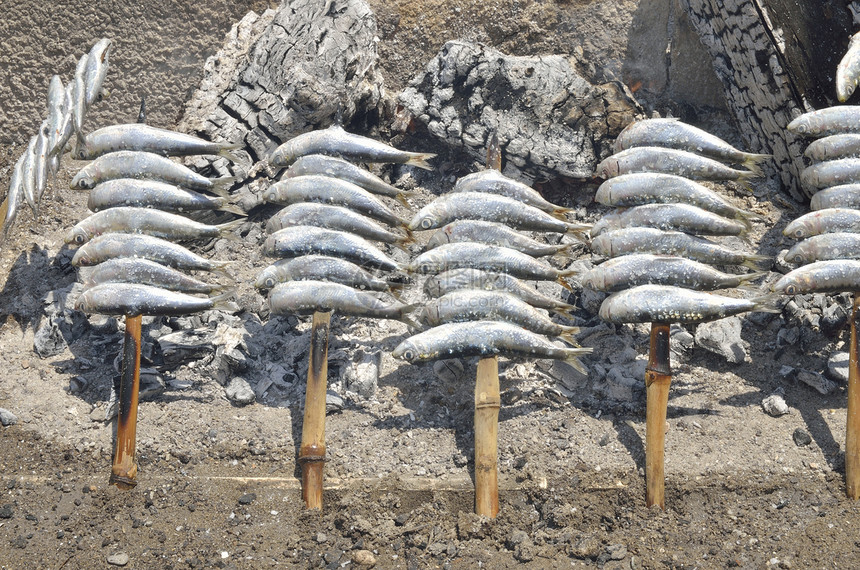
[110,314,143,489]
[645,322,671,509]
[299,310,332,510]
[846,294,860,499]
[474,356,501,518]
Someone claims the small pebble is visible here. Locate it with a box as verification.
[0,408,18,427]
[793,428,812,447]
[352,549,376,567]
[762,392,790,417]
[237,493,256,505]
[106,552,129,566]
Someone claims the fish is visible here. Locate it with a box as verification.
[837,32,860,102]
[772,260,860,295]
[1,154,26,239]
[84,38,112,106]
[33,126,50,203]
[783,208,860,239]
[614,118,771,170]
[262,175,407,228]
[451,169,569,214]
[263,226,401,271]
[70,150,235,192]
[810,184,860,210]
[86,178,245,215]
[580,254,767,292]
[590,203,749,237]
[598,284,780,324]
[419,290,580,342]
[65,207,244,245]
[425,220,574,257]
[270,124,436,169]
[800,158,860,191]
[409,192,590,234]
[392,321,592,370]
[21,136,39,217]
[785,233,860,265]
[52,82,76,169]
[72,53,89,146]
[265,202,409,245]
[804,134,860,163]
[409,243,577,290]
[255,255,403,293]
[83,257,224,294]
[595,172,760,222]
[45,75,67,157]
[71,232,231,273]
[75,283,235,317]
[285,154,416,207]
[589,228,770,269]
[423,268,578,317]
[73,123,241,160]
[595,147,760,180]
[787,107,860,137]
[268,280,416,326]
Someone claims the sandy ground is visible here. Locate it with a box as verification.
[2,1,860,569]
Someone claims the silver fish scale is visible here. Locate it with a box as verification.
[77,123,237,160]
[72,150,216,191]
[66,207,235,244]
[788,106,860,137]
[581,254,756,292]
[598,285,758,324]
[451,170,560,211]
[409,192,577,233]
[87,179,225,213]
[837,32,860,102]
[783,208,860,239]
[589,228,758,266]
[597,147,754,180]
[271,125,432,167]
[800,158,860,191]
[268,280,406,320]
[595,172,750,219]
[265,203,404,243]
[264,175,403,227]
[84,258,218,294]
[773,260,860,294]
[590,203,746,237]
[613,118,754,163]
[410,243,565,281]
[263,226,400,271]
[786,233,860,265]
[255,255,393,291]
[420,290,571,336]
[423,268,574,312]
[285,154,402,198]
[805,134,860,162]
[71,233,224,271]
[426,220,565,257]
[76,283,218,316]
[393,321,589,363]
[810,184,860,210]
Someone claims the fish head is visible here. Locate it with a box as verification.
[594,180,612,206]
[782,218,812,240]
[72,143,91,161]
[73,290,93,313]
[270,142,297,167]
[771,274,802,296]
[416,302,440,327]
[786,116,809,135]
[70,169,96,190]
[425,226,452,249]
[408,205,441,231]
[261,185,278,203]
[409,250,443,275]
[594,157,619,179]
[579,268,605,292]
[588,233,611,257]
[254,267,279,290]
[392,338,425,363]
[65,225,92,246]
[784,242,810,266]
[70,246,93,267]
[422,275,442,297]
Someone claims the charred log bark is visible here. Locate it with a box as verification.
[681,0,854,201]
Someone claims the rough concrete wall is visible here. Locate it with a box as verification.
[0,0,274,145]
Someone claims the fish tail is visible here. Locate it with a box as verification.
[734,207,765,224]
[216,218,246,242]
[736,214,753,236]
[737,161,763,180]
[216,201,246,216]
[395,191,418,209]
[399,224,415,242]
[742,152,772,172]
[211,176,238,194]
[552,206,575,217]
[550,304,577,320]
[558,329,582,347]
[751,293,785,314]
[562,348,593,374]
[218,144,243,163]
[386,282,407,301]
[736,271,769,286]
[405,152,436,171]
[564,222,591,236]
[397,304,422,329]
[209,288,240,313]
[741,254,772,271]
[209,260,235,278]
[557,274,575,292]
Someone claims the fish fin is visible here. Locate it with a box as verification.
[395,191,419,209]
[386,282,407,301]
[562,350,593,375]
[406,152,436,171]
[557,329,582,347]
[210,288,240,313]
[751,293,785,314]
[550,304,577,320]
[737,271,769,286]
[737,161,763,180]
[564,223,591,236]
[552,206,575,217]
[216,201,247,216]
[397,305,422,329]
[218,144,243,163]
[391,240,411,256]
[216,218,246,241]
[557,274,575,292]
[209,260,235,278]
[211,176,237,194]
[733,207,766,224]
[742,153,772,171]
[736,214,753,236]
[741,254,772,271]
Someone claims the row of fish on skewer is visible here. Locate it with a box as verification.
[589,118,779,324]
[2,39,111,240]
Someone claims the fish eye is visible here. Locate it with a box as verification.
[402,349,414,361]
[74,233,86,245]
[790,254,804,264]
[793,228,805,239]
[785,284,797,295]
[419,263,433,274]
[265,278,275,288]
[420,218,433,230]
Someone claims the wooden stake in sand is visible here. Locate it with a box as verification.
[474,356,501,518]
[645,322,671,509]
[110,314,143,489]
[846,294,860,499]
[299,310,332,510]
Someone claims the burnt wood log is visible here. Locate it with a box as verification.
[681,0,855,201]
